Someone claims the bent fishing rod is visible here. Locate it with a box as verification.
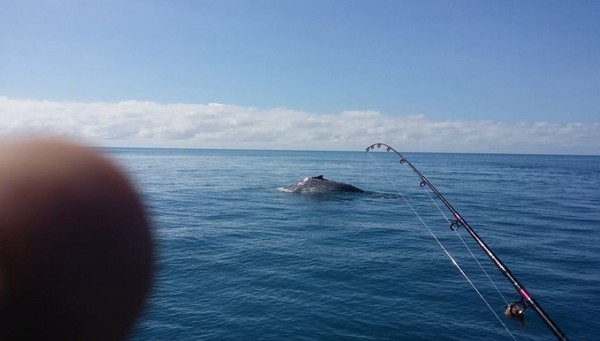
[366,143,568,341]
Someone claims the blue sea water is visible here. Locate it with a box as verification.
[107,148,599,340]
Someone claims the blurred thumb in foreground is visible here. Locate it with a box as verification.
[0,137,154,340]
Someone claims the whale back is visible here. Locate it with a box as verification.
[284,175,364,193]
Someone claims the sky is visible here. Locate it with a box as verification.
[1,0,599,154]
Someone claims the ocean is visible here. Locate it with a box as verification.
[106,147,599,340]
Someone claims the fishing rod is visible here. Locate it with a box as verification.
[366,143,568,341]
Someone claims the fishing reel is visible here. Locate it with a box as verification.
[505,300,528,325]
[449,220,462,231]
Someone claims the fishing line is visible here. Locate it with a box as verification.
[366,143,568,341]
[367,152,517,340]
[421,185,511,306]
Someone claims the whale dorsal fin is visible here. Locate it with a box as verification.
[313,175,325,180]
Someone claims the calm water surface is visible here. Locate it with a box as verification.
[107,148,599,340]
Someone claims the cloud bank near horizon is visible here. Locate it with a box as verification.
[1,97,598,155]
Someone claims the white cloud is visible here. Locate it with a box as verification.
[1,96,598,155]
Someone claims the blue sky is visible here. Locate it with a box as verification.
[1,1,599,153]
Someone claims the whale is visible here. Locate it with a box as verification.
[282,175,365,194]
